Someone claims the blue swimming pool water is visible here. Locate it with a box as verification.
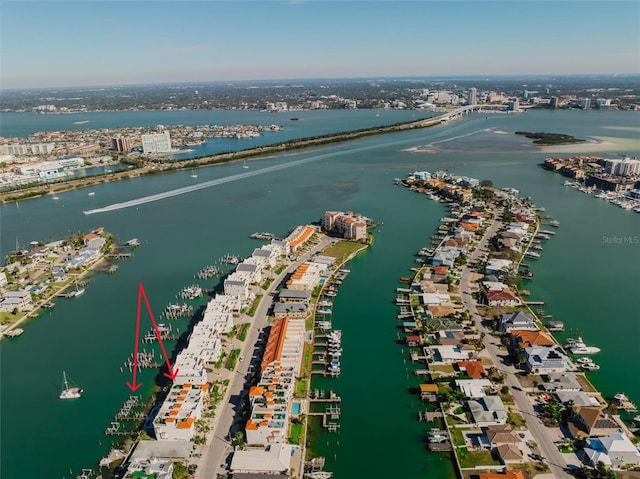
[292,403,301,414]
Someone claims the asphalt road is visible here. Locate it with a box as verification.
[195,235,335,478]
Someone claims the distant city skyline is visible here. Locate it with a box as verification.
[1,1,639,89]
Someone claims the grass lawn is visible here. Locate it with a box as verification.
[457,447,500,468]
[246,294,263,317]
[429,364,455,373]
[237,323,250,341]
[450,427,469,447]
[289,421,304,445]
[225,349,240,371]
[321,240,367,263]
[508,411,527,429]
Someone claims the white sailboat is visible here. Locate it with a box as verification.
[242,160,249,169]
[60,371,83,399]
[190,169,198,178]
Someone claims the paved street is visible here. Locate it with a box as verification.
[195,234,335,478]
[458,210,571,479]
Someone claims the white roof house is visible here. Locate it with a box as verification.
[486,258,513,275]
[455,379,492,398]
[468,395,508,426]
[584,432,640,468]
[230,443,296,474]
[428,345,471,363]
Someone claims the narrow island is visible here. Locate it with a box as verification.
[515,131,587,145]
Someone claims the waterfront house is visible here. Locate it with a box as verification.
[251,246,280,268]
[486,258,514,275]
[428,345,471,363]
[456,379,493,398]
[406,334,422,347]
[419,280,449,294]
[524,345,571,374]
[583,432,640,468]
[486,289,521,307]
[509,330,555,349]
[0,290,33,312]
[230,444,296,475]
[421,292,452,306]
[273,302,308,319]
[568,405,620,439]
[467,395,508,426]
[541,372,581,392]
[224,276,250,300]
[153,383,207,441]
[483,281,510,292]
[499,311,538,332]
[277,289,311,303]
[123,456,173,479]
[499,237,519,250]
[419,383,439,401]
[286,224,317,252]
[237,262,263,283]
[286,261,327,290]
[484,424,519,447]
[456,361,487,379]
[555,390,601,407]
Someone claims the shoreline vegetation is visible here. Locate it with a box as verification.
[0,230,116,338]
[0,114,453,204]
[515,131,587,145]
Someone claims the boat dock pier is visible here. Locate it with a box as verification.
[179,284,203,300]
[426,428,454,452]
[196,265,222,280]
[418,410,444,421]
[122,349,162,371]
[106,252,132,259]
[308,390,342,432]
[142,324,179,343]
[162,303,193,319]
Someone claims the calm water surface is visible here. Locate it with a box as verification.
[1,110,638,479]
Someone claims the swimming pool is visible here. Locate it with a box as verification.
[292,403,301,414]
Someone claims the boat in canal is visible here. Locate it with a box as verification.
[59,371,83,400]
[568,337,601,355]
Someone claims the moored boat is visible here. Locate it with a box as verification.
[569,337,601,355]
[60,371,83,399]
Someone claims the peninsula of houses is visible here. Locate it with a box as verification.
[397,170,639,479]
[0,227,117,338]
[85,210,370,479]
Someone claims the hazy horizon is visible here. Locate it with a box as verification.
[1,1,639,89]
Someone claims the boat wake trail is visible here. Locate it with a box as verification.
[83,153,333,215]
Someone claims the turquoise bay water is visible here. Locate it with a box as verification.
[1,110,638,478]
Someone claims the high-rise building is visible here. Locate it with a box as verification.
[111,136,132,152]
[467,88,477,106]
[580,98,591,110]
[141,132,172,154]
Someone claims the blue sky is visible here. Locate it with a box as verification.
[1,1,639,88]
